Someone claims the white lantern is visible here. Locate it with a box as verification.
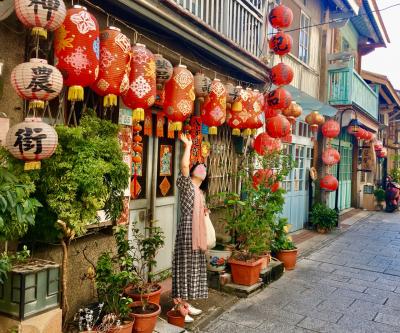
[154,54,173,87]
[6,118,58,169]
[15,0,66,39]
[11,58,63,109]
[194,72,211,99]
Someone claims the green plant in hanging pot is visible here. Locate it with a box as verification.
[271,217,298,270]
[310,203,338,233]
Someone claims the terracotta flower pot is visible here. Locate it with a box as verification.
[129,301,161,333]
[258,252,271,270]
[108,321,134,333]
[125,283,162,305]
[167,310,185,328]
[228,258,263,286]
[276,249,298,270]
[317,227,328,234]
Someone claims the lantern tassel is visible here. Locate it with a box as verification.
[31,27,47,39]
[252,129,257,136]
[232,128,241,136]
[232,101,242,112]
[208,126,218,135]
[68,86,84,102]
[173,122,182,131]
[242,128,252,137]
[104,94,118,108]
[132,108,145,122]
[29,100,45,110]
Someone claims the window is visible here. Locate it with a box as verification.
[342,38,350,52]
[299,13,310,63]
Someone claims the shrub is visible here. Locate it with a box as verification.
[310,203,338,231]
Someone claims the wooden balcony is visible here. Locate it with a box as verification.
[166,0,263,57]
[328,57,379,119]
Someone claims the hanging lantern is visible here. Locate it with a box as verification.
[253,132,281,155]
[194,72,211,100]
[11,58,63,109]
[164,65,195,131]
[305,111,325,134]
[320,174,339,192]
[364,131,373,141]
[122,43,156,121]
[201,78,226,135]
[225,82,236,106]
[267,87,292,110]
[271,63,294,86]
[377,148,387,158]
[5,118,58,170]
[374,140,383,151]
[269,31,292,56]
[15,0,66,39]
[54,5,99,102]
[154,54,173,108]
[322,147,340,166]
[266,114,291,138]
[244,89,264,135]
[231,86,245,112]
[268,4,293,29]
[282,101,302,124]
[253,169,279,192]
[322,119,340,139]
[91,27,131,107]
[264,103,280,119]
[347,119,360,135]
[0,0,14,22]
[227,105,248,136]
[354,128,366,140]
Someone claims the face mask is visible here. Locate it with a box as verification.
[192,164,207,181]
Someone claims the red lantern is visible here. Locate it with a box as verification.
[322,119,340,139]
[269,31,292,56]
[11,58,63,109]
[91,27,131,107]
[122,43,156,121]
[266,114,291,138]
[322,147,340,166]
[374,140,383,151]
[254,132,281,155]
[320,175,339,192]
[164,65,195,131]
[268,5,293,29]
[305,111,325,134]
[227,107,247,136]
[264,104,280,119]
[253,169,279,192]
[282,101,302,124]
[15,0,66,39]
[354,128,366,140]
[271,63,294,86]
[364,131,373,141]
[231,86,245,112]
[244,89,264,135]
[54,6,99,102]
[267,87,292,110]
[5,117,58,169]
[377,148,387,158]
[201,79,227,135]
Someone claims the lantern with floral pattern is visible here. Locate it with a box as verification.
[15,0,66,39]
[269,31,292,56]
[244,89,264,135]
[5,117,58,169]
[268,5,293,29]
[11,58,63,109]
[91,27,131,107]
[164,65,195,131]
[122,43,156,121]
[54,5,99,102]
[271,62,294,86]
[226,106,246,136]
[201,78,226,135]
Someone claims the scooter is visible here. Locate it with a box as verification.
[385,180,400,212]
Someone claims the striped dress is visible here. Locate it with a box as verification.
[172,173,208,300]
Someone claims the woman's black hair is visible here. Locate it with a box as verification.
[190,163,209,192]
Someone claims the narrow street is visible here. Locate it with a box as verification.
[202,212,400,333]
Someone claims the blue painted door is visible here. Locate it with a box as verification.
[281,143,313,231]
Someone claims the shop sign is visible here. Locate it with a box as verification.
[361,144,374,171]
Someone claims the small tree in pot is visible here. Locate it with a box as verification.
[271,218,297,270]
[310,203,338,233]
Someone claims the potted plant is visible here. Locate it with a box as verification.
[271,218,298,270]
[310,203,338,233]
[206,243,232,272]
[113,224,163,333]
[74,303,104,332]
[166,298,189,328]
[374,188,386,210]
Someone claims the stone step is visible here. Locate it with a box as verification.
[154,318,187,333]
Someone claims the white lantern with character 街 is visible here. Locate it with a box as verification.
[5,118,58,170]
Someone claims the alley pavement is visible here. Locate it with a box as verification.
[201,211,400,333]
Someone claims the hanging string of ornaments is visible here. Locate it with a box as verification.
[320,119,340,192]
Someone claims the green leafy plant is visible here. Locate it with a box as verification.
[270,217,296,252]
[374,188,386,203]
[390,155,400,183]
[310,203,338,231]
[220,149,294,261]
[116,222,165,311]
[0,246,30,284]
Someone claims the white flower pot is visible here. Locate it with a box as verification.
[206,249,232,272]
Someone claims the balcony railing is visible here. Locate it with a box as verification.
[169,0,263,57]
[328,66,379,119]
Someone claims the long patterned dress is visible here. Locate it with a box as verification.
[172,173,208,300]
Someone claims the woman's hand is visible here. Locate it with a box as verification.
[180,133,192,148]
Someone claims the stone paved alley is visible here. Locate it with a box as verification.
[201,212,400,333]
